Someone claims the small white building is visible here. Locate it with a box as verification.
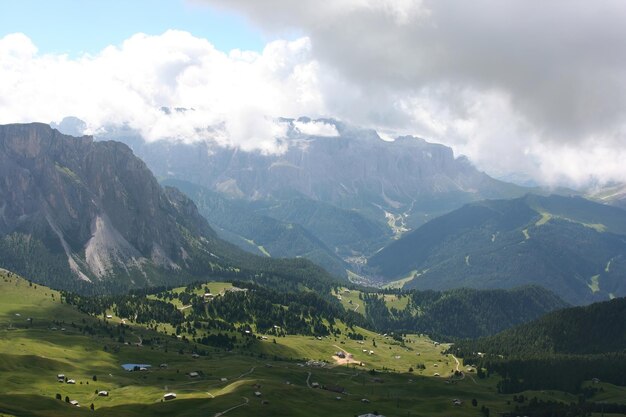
[106,314,112,319]
[189,371,199,378]
[163,393,177,400]
[69,400,80,407]
[220,377,228,382]
[254,391,262,397]
[66,379,76,384]
[98,391,109,397]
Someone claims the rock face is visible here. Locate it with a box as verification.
[0,123,238,291]
[102,119,527,231]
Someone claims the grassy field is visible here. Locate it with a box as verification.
[1,270,624,417]
[332,287,410,316]
[332,288,366,315]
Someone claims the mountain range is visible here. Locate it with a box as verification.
[86,117,528,250]
[0,123,333,293]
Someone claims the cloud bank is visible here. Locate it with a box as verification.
[201,0,626,187]
[0,30,326,153]
[2,0,626,187]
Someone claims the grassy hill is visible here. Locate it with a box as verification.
[368,194,626,304]
[1,269,625,416]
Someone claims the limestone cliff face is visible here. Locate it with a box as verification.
[106,119,526,229]
[0,123,222,288]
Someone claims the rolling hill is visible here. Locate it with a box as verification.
[360,285,569,339]
[453,296,626,356]
[368,194,626,304]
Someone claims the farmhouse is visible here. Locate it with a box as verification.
[106,314,112,319]
[98,391,109,397]
[336,351,346,358]
[159,363,168,369]
[254,391,262,397]
[188,371,199,378]
[57,374,65,382]
[163,393,177,400]
[67,379,76,384]
[311,382,320,388]
[69,400,80,407]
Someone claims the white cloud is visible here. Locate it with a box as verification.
[0,30,325,153]
[294,120,339,137]
[3,4,626,189]
[200,0,626,187]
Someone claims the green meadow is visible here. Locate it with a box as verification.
[1,270,624,417]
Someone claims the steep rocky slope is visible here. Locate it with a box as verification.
[0,123,333,292]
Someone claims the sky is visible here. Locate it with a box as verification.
[1,0,625,188]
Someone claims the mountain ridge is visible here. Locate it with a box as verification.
[0,123,336,293]
[369,194,626,304]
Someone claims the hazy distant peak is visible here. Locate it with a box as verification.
[50,116,88,137]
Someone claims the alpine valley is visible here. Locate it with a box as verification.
[0,121,624,417]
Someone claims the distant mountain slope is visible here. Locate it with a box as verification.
[251,196,391,256]
[588,183,626,210]
[161,179,349,278]
[0,123,336,293]
[453,297,626,356]
[363,285,568,339]
[91,117,527,247]
[369,194,626,304]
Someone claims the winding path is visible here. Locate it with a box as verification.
[214,396,249,417]
[236,367,255,379]
[451,354,460,372]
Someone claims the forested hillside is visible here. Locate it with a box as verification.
[161,179,349,278]
[358,285,568,339]
[452,297,626,393]
[369,194,626,304]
